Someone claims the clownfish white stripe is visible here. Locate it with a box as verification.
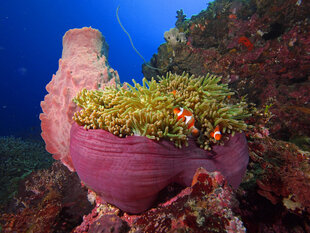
[210,125,222,141]
[184,115,193,124]
[177,107,184,117]
[173,107,200,137]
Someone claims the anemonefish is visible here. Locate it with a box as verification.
[171,90,177,96]
[173,107,200,137]
[210,125,222,141]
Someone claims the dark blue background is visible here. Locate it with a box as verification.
[0,0,210,138]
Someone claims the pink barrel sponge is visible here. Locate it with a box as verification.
[40,27,119,171]
[70,123,249,213]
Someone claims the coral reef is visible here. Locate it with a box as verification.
[73,168,246,233]
[27,0,309,230]
[73,72,250,150]
[40,27,119,171]
[3,133,308,232]
[143,0,310,142]
[70,122,249,213]
[36,25,249,228]
[253,138,310,215]
[0,162,93,233]
[140,0,310,230]
[235,118,310,232]
[0,136,53,204]
[175,9,186,28]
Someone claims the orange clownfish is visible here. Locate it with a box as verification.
[210,125,222,140]
[173,107,200,137]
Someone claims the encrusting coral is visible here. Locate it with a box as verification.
[73,72,250,149]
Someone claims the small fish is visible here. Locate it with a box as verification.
[171,90,177,96]
[210,125,222,140]
[173,107,199,137]
[238,36,254,51]
[228,14,237,19]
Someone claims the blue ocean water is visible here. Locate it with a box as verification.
[0,0,211,138]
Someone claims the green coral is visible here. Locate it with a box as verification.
[73,72,250,149]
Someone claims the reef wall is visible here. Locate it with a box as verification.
[143,0,310,142]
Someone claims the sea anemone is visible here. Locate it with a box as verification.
[71,72,250,213]
[158,72,250,149]
[73,72,250,149]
